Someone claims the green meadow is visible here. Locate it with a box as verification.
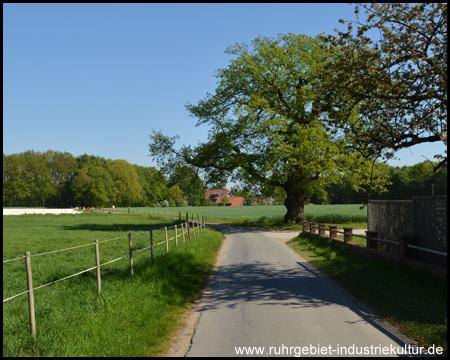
[3,212,224,356]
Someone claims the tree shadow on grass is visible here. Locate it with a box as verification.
[78,248,213,306]
[62,220,185,233]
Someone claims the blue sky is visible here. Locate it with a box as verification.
[3,3,446,169]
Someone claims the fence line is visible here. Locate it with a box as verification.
[3,227,179,264]
[3,217,208,337]
[3,219,204,300]
[3,255,25,263]
[97,235,129,244]
[3,234,130,264]
[301,221,447,272]
[30,243,95,257]
[3,289,30,303]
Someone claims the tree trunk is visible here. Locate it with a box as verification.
[283,185,306,224]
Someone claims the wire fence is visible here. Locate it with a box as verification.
[368,197,447,266]
[3,217,207,338]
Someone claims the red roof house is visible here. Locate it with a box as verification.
[205,189,245,206]
[226,196,246,206]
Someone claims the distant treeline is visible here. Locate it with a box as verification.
[3,150,447,208]
[3,150,208,208]
[317,161,447,204]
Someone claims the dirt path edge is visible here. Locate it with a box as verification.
[161,232,230,357]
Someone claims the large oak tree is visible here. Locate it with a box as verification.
[149,34,384,223]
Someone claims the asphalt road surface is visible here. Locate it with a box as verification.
[186,224,414,357]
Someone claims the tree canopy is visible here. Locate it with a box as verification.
[319,3,447,168]
[149,34,386,223]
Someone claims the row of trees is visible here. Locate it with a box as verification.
[3,150,446,208]
[2,150,207,208]
[321,161,447,204]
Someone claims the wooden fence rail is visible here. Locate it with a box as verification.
[301,221,447,277]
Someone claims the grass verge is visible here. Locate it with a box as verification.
[3,213,224,356]
[287,233,447,353]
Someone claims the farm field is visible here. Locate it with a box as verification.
[3,213,224,356]
[118,204,368,226]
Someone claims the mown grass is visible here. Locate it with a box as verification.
[287,233,447,353]
[3,213,224,356]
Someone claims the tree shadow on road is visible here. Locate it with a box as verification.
[195,226,417,349]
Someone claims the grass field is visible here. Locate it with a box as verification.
[3,213,224,356]
[119,204,368,227]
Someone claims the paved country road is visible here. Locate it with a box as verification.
[185,224,416,357]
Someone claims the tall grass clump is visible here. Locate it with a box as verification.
[3,213,224,356]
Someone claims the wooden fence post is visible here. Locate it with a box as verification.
[343,227,353,243]
[186,222,191,242]
[365,231,377,250]
[128,233,134,275]
[398,236,413,261]
[24,252,36,338]
[94,240,101,294]
[181,222,185,243]
[165,226,169,253]
[303,221,309,233]
[150,230,154,265]
[329,225,337,239]
[318,223,326,236]
[175,224,178,247]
